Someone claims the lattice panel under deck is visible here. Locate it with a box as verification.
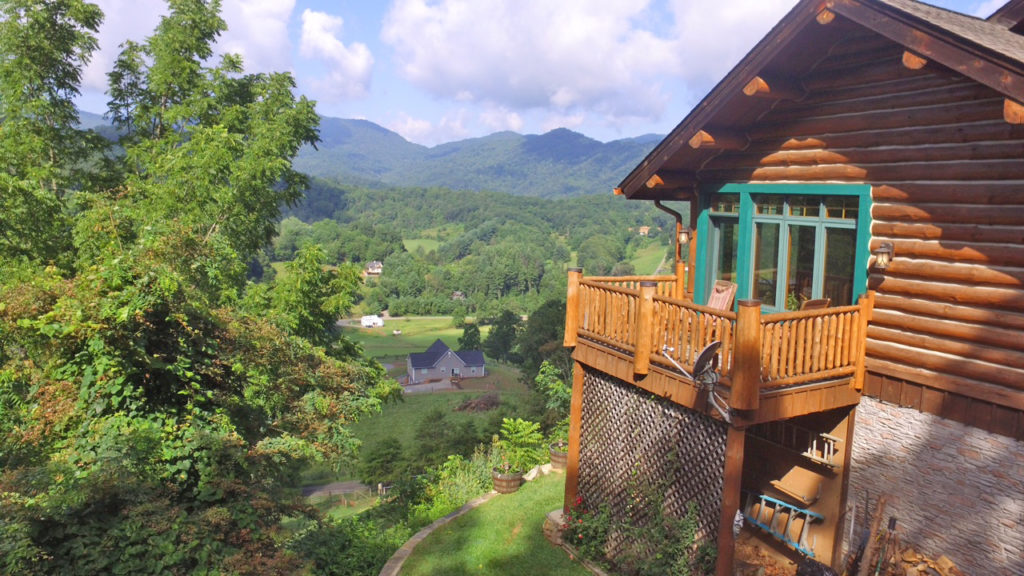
[577,368,728,560]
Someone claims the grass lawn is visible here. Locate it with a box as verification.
[342,316,489,359]
[399,472,590,576]
[629,242,669,275]
[403,238,442,253]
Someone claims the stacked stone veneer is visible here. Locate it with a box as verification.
[577,369,727,560]
[849,397,1024,576]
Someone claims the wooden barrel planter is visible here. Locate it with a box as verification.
[492,468,524,494]
[549,442,568,471]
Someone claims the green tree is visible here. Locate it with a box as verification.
[0,0,106,264]
[0,2,397,573]
[458,322,482,351]
[483,309,522,363]
[516,298,568,380]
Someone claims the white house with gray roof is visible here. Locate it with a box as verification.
[406,339,486,384]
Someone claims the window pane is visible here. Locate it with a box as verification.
[754,222,780,305]
[710,194,740,214]
[786,225,817,310]
[714,218,739,283]
[824,228,856,305]
[789,196,820,218]
[755,196,785,215]
[825,196,858,220]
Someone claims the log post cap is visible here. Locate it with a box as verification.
[568,267,583,273]
[640,281,658,287]
[737,299,761,308]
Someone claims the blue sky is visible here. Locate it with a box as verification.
[78,0,1001,146]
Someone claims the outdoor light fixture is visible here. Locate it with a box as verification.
[872,242,894,270]
[678,227,691,246]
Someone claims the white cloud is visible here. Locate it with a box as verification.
[83,0,165,93]
[541,113,585,134]
[380,0,795,133]
[300,9,374,100]
[388,110,472,146]
[220,0,296,72]
[480,106,523,133]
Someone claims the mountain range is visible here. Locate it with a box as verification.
[80,111,661,198]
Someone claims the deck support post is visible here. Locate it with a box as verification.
[731,300,762,411]
[564,267,583,348]
[852,290,875,390]
[563,360,585,514]
[634,281,657,375]
[715,426,746,576]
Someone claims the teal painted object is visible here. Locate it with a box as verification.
[694,183,872,312]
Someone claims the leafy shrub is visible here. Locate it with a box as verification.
[562,496,611,560]
[290,516,409,576]
[496,417,544,473]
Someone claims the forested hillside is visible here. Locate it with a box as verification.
[293,118,660,197]
[274,180,677,317]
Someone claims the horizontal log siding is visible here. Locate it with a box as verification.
[699,39,1024,422]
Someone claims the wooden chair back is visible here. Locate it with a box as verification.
[706,280,737,311]
[800,298,831,311]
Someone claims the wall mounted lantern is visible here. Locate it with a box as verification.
[678,226,691,246]
[872,242,894,270]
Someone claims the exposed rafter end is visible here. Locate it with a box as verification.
[688,129,748,150]
[742,75,805,100]
[816,9,835,24]
[613,187,624,195]
[1004,99,1024,124]
[902,51,927,70]
[645,171,696,191]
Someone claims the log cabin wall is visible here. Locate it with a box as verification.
[697,28,1024,441]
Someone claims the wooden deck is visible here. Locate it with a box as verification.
[564,272,873,424]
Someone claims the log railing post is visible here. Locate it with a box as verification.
[564,267,583,348]
[730,299,761,411]
[634,281,657,375]
[674,260,687,300]
[852,290,875,390]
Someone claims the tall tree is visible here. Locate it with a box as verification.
[0,2,396,573]
[0,0,105,263]
[458,322,482,351]
[483,309,523,363]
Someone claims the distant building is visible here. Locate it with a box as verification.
[363,261,383,277]
[637,226,651,236]
[360,315,384,328]
[406,339,485,384]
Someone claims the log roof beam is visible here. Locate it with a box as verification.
[1004,98,1024,124]
[688,128,749,150]
[901,50,927,70]
[742,75,806,100]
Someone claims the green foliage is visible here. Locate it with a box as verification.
[563,496,612,561]
[497,417,544,473]
[516,298,569,381]
[407,444,500,527]
[483,309,522,363]
[535,361,570,415]
[358,435,405,486]
[0,1,398,574]
[289,516,409,576]
[458,322,482,351]
[0,0,108,264]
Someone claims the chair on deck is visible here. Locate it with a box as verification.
[800,297,831,311]
[706,280,737,311]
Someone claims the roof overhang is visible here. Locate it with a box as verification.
[618,0,1024,200]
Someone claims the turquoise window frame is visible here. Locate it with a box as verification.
[694,183,872,311]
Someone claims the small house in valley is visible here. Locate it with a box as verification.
[407,339,485,384]
[561,1,1024,575]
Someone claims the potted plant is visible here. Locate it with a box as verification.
[492,417,544,493]
[548,417,570,471]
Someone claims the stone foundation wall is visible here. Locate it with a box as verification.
[849,397,1024,576]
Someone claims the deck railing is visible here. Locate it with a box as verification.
[565,271,874,409]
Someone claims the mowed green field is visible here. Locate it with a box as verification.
[342,316,489,359]
[629,242,669,275]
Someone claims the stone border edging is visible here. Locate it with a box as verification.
[378,491,498,576]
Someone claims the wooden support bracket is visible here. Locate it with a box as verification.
[1004,99,1024,124]
[688,129,748,150]
[645,170,696,190]
[742,75,805,100]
